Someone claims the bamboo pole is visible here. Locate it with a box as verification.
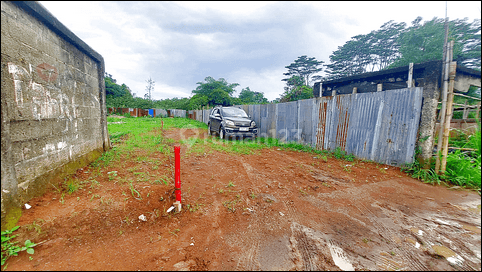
[441,45,457,174]
[453,93,481,101]
[462,100,469,119]
[435,41,452,174]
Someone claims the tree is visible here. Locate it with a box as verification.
[282,75,304,93]
[385,17,480,69]
[279,85,314,103]
[325,20,406,80]
[238,87,268,104]
[325,17,481,80]
[192,76,239,107]
[105,74,131,98]
[282,56,324,87]
[145,77,155,101]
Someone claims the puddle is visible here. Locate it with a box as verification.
[410,227,424,236]
[462,224,481,234]
[432,245,464,266]
[328,240,354,271]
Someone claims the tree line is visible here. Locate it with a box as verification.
[106,16,480,110]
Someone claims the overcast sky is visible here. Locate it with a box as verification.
[39,1,481,101]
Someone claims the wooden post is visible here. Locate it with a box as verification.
[407,63,414,88]
[377,84,382,92]
[462,100,468,120]
[441,59,457,174]
[476,102,481,121]
[352,87,357,94]
[435,42,452,174]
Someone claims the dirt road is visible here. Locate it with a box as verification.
[5,128,481,271]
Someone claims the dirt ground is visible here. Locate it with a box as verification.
[4,127,481,271]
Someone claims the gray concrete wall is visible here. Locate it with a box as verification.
[1,1,109,229]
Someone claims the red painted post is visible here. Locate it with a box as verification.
[174,146,181,203]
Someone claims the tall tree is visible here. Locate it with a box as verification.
[282,56,324,87]
[279,85,314,103]
[386,17,480,69]
[105,73,132,98]
[325,20,406,80]
[191,76,239,107]
[238,87,268,104]
[325,17,481,80]
[145,77,155,101]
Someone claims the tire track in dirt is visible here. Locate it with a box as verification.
[354,201,427,271]
[238,153,353,271]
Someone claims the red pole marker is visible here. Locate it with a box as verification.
[174,146,181,203]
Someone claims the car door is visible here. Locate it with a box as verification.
[210,108,222,132]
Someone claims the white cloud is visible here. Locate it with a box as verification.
[39,1,480,103]
[229,67,286,101]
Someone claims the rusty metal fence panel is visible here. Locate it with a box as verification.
[316,88,423,166]
[180,88,422,166]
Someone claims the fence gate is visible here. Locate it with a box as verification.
[315,88,423,166]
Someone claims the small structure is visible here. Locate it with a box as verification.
[313,60,481,167]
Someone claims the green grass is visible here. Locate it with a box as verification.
[402,122,481,189]
[1,226,37,266]
[106,116,478,190]
[104,116,367,168]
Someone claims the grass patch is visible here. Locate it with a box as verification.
[402,122,481,189]
[1,226,37,266]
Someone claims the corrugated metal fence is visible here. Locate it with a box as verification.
[108,108,186,118]
[188,87,423,166]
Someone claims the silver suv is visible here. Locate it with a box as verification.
[208,106,258,139]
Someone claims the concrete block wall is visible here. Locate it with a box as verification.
[1,1,109,229]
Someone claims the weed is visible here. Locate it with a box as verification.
[186,203,203,213]
[249,192,257,199]
[90,194,100,202]
[169,229,180,236]
[299,188,307,195]
[107,171,118,181]
[227,181,235,187]
[223,199,241,212]
[123,216,131,225]
[25,219,44,234]
[344,153,355,162]
[362,238,371,243]
[218,188,224,194]
[322,182,331,188]
[60,193,65,204]
[342,164,352,173]
[128,181,142,199]
[1,226,37,266]
[379,168,387,174]
[64,178,80,195]
[333,147,345,159]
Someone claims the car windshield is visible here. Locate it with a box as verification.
[222,107,248,118]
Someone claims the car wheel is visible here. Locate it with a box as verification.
[219,127,225,139]
[208,122,212,135]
